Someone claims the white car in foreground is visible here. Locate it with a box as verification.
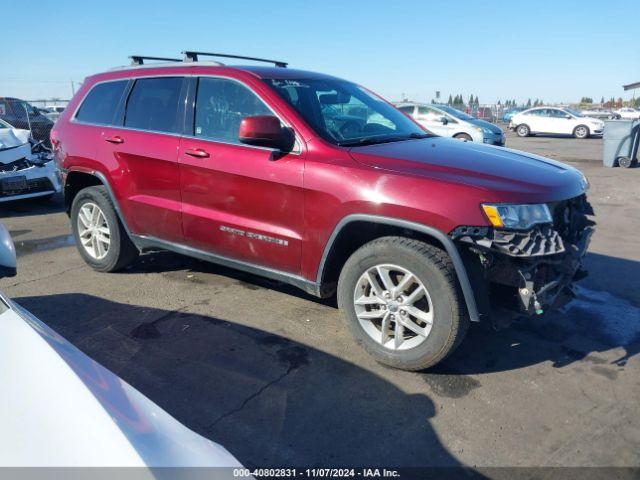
[0,119,61,202]
[510,107,604,139]
[0,223,243,473]
[614,107,640,120]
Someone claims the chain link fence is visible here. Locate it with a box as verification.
[0,98,70,148]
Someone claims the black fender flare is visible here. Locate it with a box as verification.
[316,214,481,322]
[66,170,136,241]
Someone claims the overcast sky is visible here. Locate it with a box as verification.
[2,0,638,104]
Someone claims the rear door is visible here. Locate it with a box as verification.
[178,76,304,274]
[98,77,186,243]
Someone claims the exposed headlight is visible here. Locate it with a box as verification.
[482,127,494,134]
[482,203,552,229]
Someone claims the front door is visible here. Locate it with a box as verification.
[178,76,304,274]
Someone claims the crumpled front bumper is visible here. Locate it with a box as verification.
[451,195,595,325]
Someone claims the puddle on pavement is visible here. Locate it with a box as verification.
[14,234,75,257]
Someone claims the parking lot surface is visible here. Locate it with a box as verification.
[1,134,639,469]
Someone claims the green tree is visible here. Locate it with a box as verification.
[600,96,605,105]
[447,94,453,106]
[526,98,532,107]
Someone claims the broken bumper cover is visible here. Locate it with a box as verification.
[451,195,595,321]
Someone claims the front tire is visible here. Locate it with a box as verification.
[70,185,139,272]
[573,125,590,139]
[516,124,530,137]
[337,237,468,371]
[454,133,473,142]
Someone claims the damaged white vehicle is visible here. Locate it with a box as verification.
[0,119,61,202]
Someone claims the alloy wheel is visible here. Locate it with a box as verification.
[77,202,111,260]
[353,264,434,350]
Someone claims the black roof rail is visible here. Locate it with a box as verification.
[129,55,182,66]
[182,51,287,68]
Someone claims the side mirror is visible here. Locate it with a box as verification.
[0,222,16,278]
[440,117,449,125]
[239,115,294,152]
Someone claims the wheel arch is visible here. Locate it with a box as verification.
[316,215,480,322]
[64,169,133,238]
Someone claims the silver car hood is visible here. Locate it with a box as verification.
[0,296,243,470]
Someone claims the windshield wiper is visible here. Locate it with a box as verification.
[338,132,431,147]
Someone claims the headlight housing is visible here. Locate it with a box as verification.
[482,203,552,229]
[481,127,494,134]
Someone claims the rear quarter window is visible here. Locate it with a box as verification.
[76,80,129,125]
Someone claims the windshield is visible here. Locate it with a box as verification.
[565,108,584,117]
[265,78,429,146]
[435,105,475,121]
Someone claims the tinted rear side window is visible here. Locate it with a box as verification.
[125,77,183,133]
[76,81,128,125]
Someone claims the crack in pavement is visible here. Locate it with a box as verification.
[205,363,297,430]
[2,266,85,289]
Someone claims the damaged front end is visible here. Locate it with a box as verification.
[451,195,595,327]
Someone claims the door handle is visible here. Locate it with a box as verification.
[184,148,210,158]
[104,135,124,144]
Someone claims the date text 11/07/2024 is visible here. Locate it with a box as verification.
[232,468,401,478]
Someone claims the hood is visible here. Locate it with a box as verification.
[349,137,587,203]
[467,118,503,134]
[0,128,31,164]
[0,297,244,468]
[582,116,604,125]
[0,127,30,150]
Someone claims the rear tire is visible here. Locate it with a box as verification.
[516,124,530,137]
[454,133,473,142]
[573,125,590,139]
[337,236,469,371]
[70,185,138,272]
[618,156,636,168]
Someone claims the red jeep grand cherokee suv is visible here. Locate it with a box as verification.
[53,52,594,370]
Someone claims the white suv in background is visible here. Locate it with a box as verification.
[511,107,604,139]
[396,102,505,145]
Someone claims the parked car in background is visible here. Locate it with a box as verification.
[503,107,525,123]
[39,105,66,122]
[0,118,61,202]
[510,107,604,139]
[397,102,505,145]
[473,106,495,123]
[0,222,243,471]
[614,107,640,120]
[580,107,620,120]
[0,97,54,147]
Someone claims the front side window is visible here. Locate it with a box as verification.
[418,106,454,123]
[266,78,428,146]
[76,80,129,125]
[398,105,415,115]
[125,77,183,133]
[194,77,271,144]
